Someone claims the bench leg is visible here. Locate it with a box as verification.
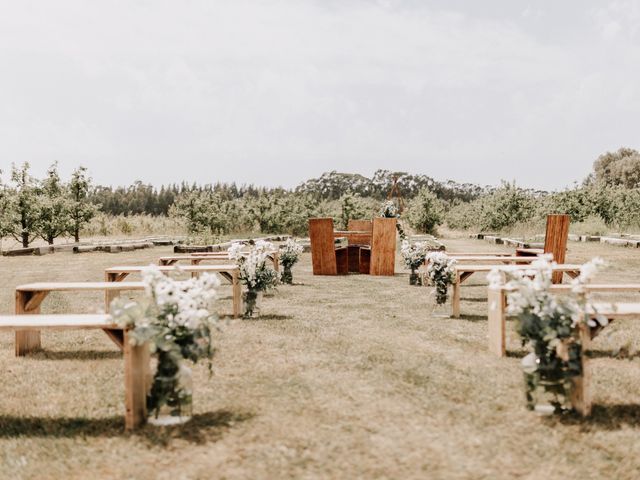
[487,288,507,356]
[232,271,242,319]
[124,330,149,431]
[451,272,461,318]
[15,290,42,356]
[570,323,592,416]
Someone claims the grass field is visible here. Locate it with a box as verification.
[2,235,640,479]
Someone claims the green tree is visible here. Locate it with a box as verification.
[338,193,365,230]
[170,190,231,235]
[477,182,536,231]
[7,162,42,247]
[68,166,98,242]
[592,147,640,188]
[0,171,13,242]
[406,187,443,234]
[38,162,71,245]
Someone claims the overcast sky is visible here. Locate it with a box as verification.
[1,0,638,190]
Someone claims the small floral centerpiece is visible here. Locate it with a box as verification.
[493,255,606,414]
[425,252,457,308]
[401,240,428,285]
[380,200,406,239]
[228,240,279,318]
[110,267,220,425]
[279,238,304,285]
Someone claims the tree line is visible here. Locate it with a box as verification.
[0,163,97,247]
[3,147,640,246]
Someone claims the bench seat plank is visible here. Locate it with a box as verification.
[0,314,117,330]
[16,282,145,291]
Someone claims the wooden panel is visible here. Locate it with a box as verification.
[333,232,372,246]
[359,248,371,274]
[336,247,349,275]
[347,246,360,273]
[544,214,570,284]
[309,218,338,275]
[347,219,373,232]
[370,218,397,276]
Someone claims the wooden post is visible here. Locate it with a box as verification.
[370,218,397,276]
[570,322,592,416]
[544,214,570,284]
[451,271,461,318]
[487,287,507,356]
[271,252,280,273]
[124,329,149,431]
[15,290,42,356]
[232,270,242,319]
[309,218,338,275]
[104,271,120,311]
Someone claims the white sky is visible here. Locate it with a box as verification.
[1,0,639,190]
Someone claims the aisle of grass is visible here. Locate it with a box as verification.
[1,237,640,479]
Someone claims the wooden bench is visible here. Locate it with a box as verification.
[104,265,242,318]
[442,256,539,264]
[183,251,280,272]
[0,313,149,430]
[14,281,146,356]
[487,283,640,357]
[448,215,570,276]
[450,264,582,318]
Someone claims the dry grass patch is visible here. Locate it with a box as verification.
[1,238,640,478]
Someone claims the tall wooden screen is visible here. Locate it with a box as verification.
[544,214,570,284]
[309,218,338,275]
[370,218,397,276]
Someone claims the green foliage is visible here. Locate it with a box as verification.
[6,163,42,247]
[339,193,366,230]
[592,147,640,188]
[38,162,71,244]
[68,166,98,242]
[170,191,231,236]
[406,188,443,234]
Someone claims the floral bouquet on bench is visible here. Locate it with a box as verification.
[279,238,304,285]
[229,240,279,318]
[499,255,606,414]
[401,240,428,286]
[111,266,220,426]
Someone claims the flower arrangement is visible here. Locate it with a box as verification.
[228,240,279,317]
[425,252,457,304]
[110,266,220,424]
[380,200,399,218]
[493,255,606,413]
[401,240,428,285]
[279,238,304,284]
[380,200,406,240]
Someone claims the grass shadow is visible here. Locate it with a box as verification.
[31,350,122,361]
[588,348,640,360]
[0,410,255,446]
[506,350,528,359]
[457,314,487,322]
[461,297,487,303]
[254,313,293,320]
[545,404,640,430]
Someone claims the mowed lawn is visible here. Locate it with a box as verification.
[2,236,640,479]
